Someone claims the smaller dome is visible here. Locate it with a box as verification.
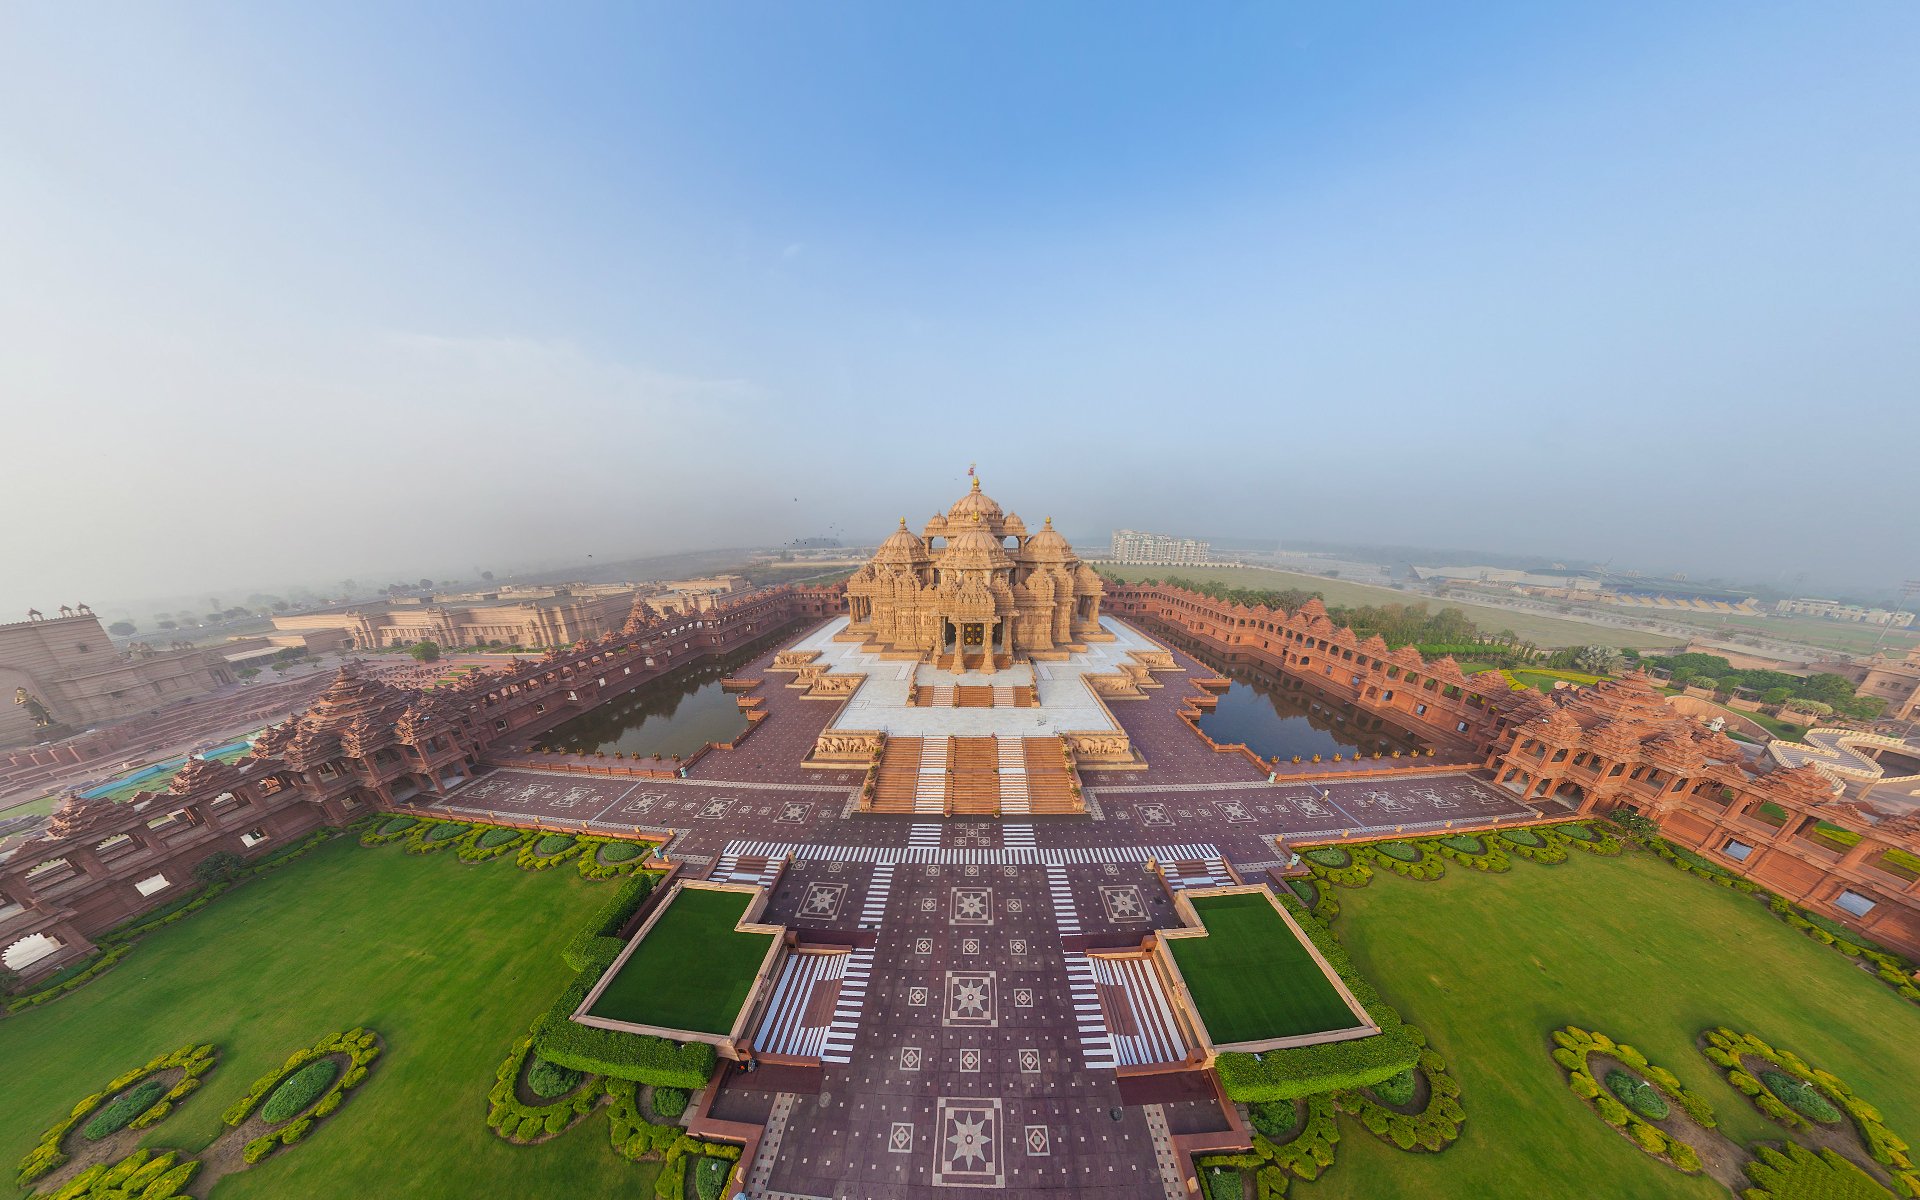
[874,518,931,564]
[946,477,1005,525]
[1023,516,1074,561]
[939,513,1014,569]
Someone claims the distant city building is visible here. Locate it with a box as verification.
[1774,598,1916,628]
[1109,528,1211,566]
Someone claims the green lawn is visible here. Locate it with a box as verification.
[1097,564,1680,650]
[1169,892,1365,1045]
[585,886,771,1035]
[0,838,661,1198]
[1297,847,1920,1199]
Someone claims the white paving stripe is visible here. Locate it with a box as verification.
[1045,863,1080,936]
[858,862,895,928]
[1063,952,1116,1070]
[909,823,944,848]
[755,951,848,1060]
[720,840,1220,866]
[1002,823,1037,849]
[1090,955,1189,1066]
[818,947,875,1064]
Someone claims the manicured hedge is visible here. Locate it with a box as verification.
[1335,1026,1464,1152]
[527,1057,584,1100]
[650,1087,690,1119]
[1370,1069,1416,1107]
[1502,828,1543,847]
[1742,1142,1889,1200]
[1375,842,1420,862]
[694,1155,731,1200]
[518,834,583,870]
[1548,1026,1712,1175]
[261,1059,340,1124]
[561,871,661,972]
[1701,1027,1917,1192]
[1605,1069,1670,1121]
[1302,847,1350,868]
[1439,835,1484,854]
[486,1037,604,1144]
[530,978,716,1088]
[223,1029,380,1163]
[81,1080,170,1141]
[15,1043,217,1187]
[1759,1071,1840,1124]
[40,1149,199,1200]
[577,836,660,879]
[479,827,523,849]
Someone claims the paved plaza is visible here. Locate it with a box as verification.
[420,620,1540,1198]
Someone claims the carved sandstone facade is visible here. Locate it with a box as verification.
[845,480,1105,660]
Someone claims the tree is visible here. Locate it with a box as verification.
[409,640,443,663]
[481,570,494,581]
[0,964,19,997]
[157,619,178,631]
[418,578,434,589]
[1761,687,1792,705]
[1795,674,1857,706]
[193,851,244,886]
[272,601,290,612]
[1572,645,1626,675]
[107,620,137,636]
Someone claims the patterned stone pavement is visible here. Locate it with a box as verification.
[416,618,1549,1197]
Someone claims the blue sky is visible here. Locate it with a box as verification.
[3,2,1916,611]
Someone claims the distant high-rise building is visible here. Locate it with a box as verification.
[1109,528,1211,566]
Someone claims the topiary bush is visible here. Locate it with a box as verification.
[16,1043,217,1187]
[260,1058,341,1124]
[650,1086,690,1119]
[694,1155,731,1200]
[487,1037,604,1144]
[526,1057,584,1100]
[1303,847,1350,868]
[1439,835,1484,854]
[81,1080,169,1140]
[1758,1071,1841,1124]
[479,827,523,849]
[1369,1068,1417,1107]
[1604,1070,1670,1121]
[1374,842,1420,862]
[599,841,643,863]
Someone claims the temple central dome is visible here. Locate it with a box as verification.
[846,478,1104,660]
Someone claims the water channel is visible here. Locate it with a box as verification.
[1155,628,1429,761]
[537,626,796,759]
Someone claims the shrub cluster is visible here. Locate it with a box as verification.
[1701,1027,1916,1193]
[225,1029,380,1165]
[1495,827,1569,864]
[458,825,531,862]
[360,816,418,846]
[576,836,659,880]
[1742,1142,1890,1200]
[1433,836,1511,874]
[486,1036,604,1143]
[15,1043,217,1187]
[1548,1026,1712,1174]
[1757,1071,1841,1124]
[561,871,661,972]
[401,820,470,855]
[80,1080,170,1141]
[259,1059,341,1124]
[1206,1092,1340,1196]
[36,1149,199,1200]
[604,1079,740,1198]
[1335,1027,1464,1152]
[650,1086,690,1119]
[518,834,582,870]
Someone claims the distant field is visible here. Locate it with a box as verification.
[1641,610,1920,658]
[1099,564,1681,650]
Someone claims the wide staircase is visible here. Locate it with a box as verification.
[932,651,1014,673]
[948,737,1001,815]
[912,684,1038,708]
[871,736,926,813]
[868,734,1082,817]
[1023,737,1080,814]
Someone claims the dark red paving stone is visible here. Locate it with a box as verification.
[411,618,1558,1196]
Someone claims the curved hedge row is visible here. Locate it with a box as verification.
[260,1059,341,1124]
[459,827,531,862]
[1701,1027,1917,1194]
[1742,1142,1890,1200]
[360,816,419,846]
[402,820,471,855]
[1548,1026,1712,1175]
[519,835,581,870]
[487,1037,605,1144]
[15,1043,217,1187]
[35,1149,199,1200]
[1334,1026,1464,1153]
[605,1078,742,1198]
[225,1029,381,1166]
[1199,1093,1340,1198]
[1495,828,1569,864]
[577,837,658,880]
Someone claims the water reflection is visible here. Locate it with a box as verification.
[539,628,793,759]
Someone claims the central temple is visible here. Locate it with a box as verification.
[844,478,1107,666]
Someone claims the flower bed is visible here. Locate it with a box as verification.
[81,1080,170,1140]
[1700,1027,1917,1193]
[457,826,530,862]
[486,1037,604,1144]
[1547,1025,1713,1175]
[15,1043,217,1188]
[518,834,582,870]
[224,1029,381,1165]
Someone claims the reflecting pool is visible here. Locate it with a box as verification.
[537,628,793,759]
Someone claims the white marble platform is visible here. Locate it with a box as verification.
[781,616,1163,737]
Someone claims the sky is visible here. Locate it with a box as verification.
[3,2,1917,616]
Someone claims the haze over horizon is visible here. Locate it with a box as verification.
[4,3,1916,617]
